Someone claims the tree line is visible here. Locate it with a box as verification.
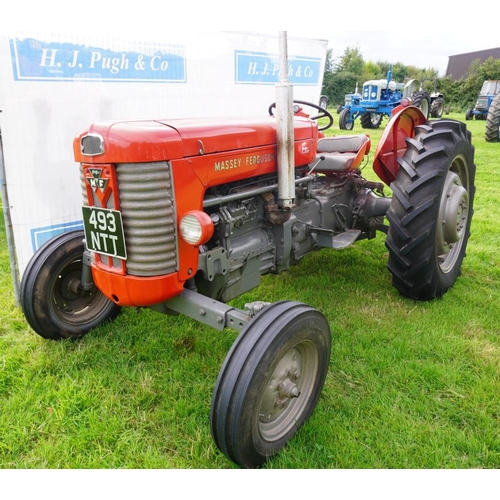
[322,46,500,112]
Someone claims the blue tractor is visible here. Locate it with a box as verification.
[465,80,500,121]
[339,67,430,130]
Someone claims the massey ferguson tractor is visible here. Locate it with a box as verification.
[20,93,475,468]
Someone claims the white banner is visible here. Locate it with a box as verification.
[0,31,327,292]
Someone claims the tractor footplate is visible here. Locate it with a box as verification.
[317,229,361,249]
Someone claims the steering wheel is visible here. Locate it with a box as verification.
[268,100,334,131]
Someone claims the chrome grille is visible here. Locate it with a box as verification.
[116,161,178,276]
[80,169,87,204]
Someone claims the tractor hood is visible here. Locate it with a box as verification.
[74,116,318,164]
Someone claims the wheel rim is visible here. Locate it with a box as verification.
[436,155,471,273]
[371,113,381,126]
[258,339,318,441]
[52,259,109,326]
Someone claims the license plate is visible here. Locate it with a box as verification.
[82,206,127,259]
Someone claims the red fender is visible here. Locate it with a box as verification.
[373,105,427,186]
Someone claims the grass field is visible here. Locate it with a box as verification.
[1,112,500,470]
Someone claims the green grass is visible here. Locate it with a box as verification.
[1,112,500,469]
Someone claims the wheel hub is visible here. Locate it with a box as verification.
[55,266,96,313]
[59,271,82,301]
[437,170,469,271]
[259,350,302,423]
[443,184,468,244]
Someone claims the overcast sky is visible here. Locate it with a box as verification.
[1,2,495,77]
[299,30,497,77]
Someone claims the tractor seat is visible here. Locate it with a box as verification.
[315,134,371,172]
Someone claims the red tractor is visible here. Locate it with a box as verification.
[20,100,475,468]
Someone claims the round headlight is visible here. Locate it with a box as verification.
[179,211,214,246]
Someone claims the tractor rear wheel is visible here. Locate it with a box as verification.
[385,120,476,300]
[430,97,445,118]
[485,94,500,142]
[210,301,331,468]
[339,108,353,130]
[20,230,121,340]
[361,112,383,129]
[412,91,431,119]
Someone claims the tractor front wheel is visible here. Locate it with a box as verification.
[20,230,121,340]
[485,94,500,142]
[339,108,354,130]
[210,301,331,468]
[385,120,476,300]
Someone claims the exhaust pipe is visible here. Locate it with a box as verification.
[276,31,295,209]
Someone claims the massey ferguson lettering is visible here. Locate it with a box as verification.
[214,153,275,171]
[215,158,242,171]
